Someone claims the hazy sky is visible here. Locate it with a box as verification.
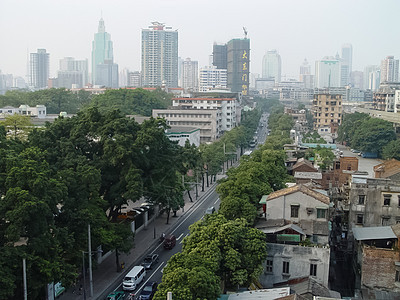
[2,0,400,79]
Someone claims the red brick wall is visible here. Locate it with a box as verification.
[362,247,400,291]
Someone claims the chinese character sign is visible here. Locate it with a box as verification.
[241,49,249,95]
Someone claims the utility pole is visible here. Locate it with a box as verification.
[88,224,93,298]
[23,258,27,300]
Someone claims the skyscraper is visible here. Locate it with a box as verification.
[29,49,49,89]
[213,44,227,69]
[364,65,380,90]
[141,22,178,88]
[199,66,227,92]
[380,56,399,83]
[299,58,314,89]
[262,50,281,83]
[315,56,341,88]
[91,18,114,85]
[227,38,250,94]
[181,58,198,91]
[340,44,352,86]
[57,57,88,89]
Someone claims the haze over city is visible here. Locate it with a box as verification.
[2,0,400,79]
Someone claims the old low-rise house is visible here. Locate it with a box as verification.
[258,184,331,288]
[352,224,400,297]
[374,159,400,180]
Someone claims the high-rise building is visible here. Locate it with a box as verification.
[340,44,352,87]
[350,71,363,89]
[315,57,341,88]
[299,58,314,89]
[57,57,88,89]
[213,44,227,69]
[380,56,399,83]
[227,38,250,94]
[313,93,343,131]
[128,71,142,87]
[199,66,227,92]
[262,50,281,83]
[29,49,49,89]
[95,60,118,88]
[141,22,178,88]
[181,58,198,91]
[364,65,381,91]
[91,18,114,85]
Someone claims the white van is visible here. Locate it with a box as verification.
[122,265,146,291]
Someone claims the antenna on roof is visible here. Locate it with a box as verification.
[243,27,248,39]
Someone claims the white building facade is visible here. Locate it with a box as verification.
[199,66,227,92]
[315,57,341,88]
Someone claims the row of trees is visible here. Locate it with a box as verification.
[154,104,294,299]
[337,112,397,158]
[0,108,199,299]
[0,87,172,116]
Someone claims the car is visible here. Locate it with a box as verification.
[107,291,125,300]
[163,234,176,249]
[205,206,215,214]
[138,281,158,300]
[141,253,159,270]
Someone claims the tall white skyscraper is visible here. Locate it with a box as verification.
[29,49,49,89]
[315,56,341,88]
[262,50,281,82]
[91,18,114,86]
[380,56,399,83]
[340,44,352,86]
[299,58,314,89]
[181,58,198,91]
[364,65,380,90]
[141,22,178,88]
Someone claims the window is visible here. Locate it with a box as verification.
[396,270,400,282]
[317,208,327,219]
[291,205,299,218]
[356,214,364,225]
[266,260,273,273]
[382,217,391,226]
[384,194,392,206]
[358,195,365,205]
[283,261,290,274]
[310,264,317,276]
[398,195,400,207]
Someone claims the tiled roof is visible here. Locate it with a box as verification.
[266,184,330,205]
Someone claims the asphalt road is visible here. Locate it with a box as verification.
[110,189,220,299]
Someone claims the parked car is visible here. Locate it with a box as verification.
[163,234,176,249]
[107,291,125,300]
[141,253,159,270]
[138,281,158,300]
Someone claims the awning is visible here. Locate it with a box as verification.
[259,195,268,204]
[353,226,396,241]
[259,223,306,235]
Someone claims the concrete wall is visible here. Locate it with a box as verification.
[260,243,330,288]
[266,192,329,222]
[349,183,400,229]
[361,246,400,292]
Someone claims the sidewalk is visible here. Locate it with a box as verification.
[61,176,222,300]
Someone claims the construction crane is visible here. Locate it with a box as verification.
[243,27,248,39]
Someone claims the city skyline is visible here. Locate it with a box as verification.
[2,0,400,80]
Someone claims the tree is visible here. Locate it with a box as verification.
[382,139,400,160]
[337,112,369,146]
[352,118,396,155]
[1,114,32,139]
[183,215,267,291]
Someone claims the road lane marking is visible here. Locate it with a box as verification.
[177,233,183,240]
[214,198,220,205]
[180,233,189,244]
[138,262,165,290]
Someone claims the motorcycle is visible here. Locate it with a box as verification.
[126,292,136,300]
